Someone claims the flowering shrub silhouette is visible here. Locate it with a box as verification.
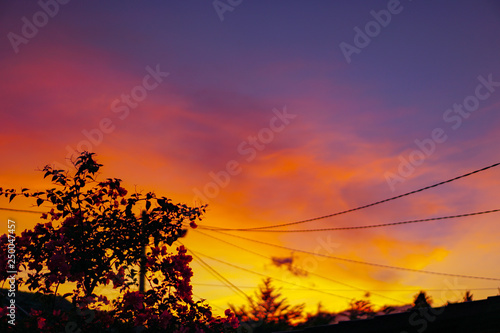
[0,152,238,332]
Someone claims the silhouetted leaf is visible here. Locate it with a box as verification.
[157,198,166,208]
[36,198,43,206]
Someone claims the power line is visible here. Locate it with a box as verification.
[207,230,500,282]
[192,284,500,293]
[190,249,353,302]
[0,289,30,317]
[192,253,249,302]
[181,242,250,301]
[194,229,405,304]
[181,242,250,302]
[0,207,44,214]
[200,209,500,233]
[193,293,227,312]
[203,162,500,231]
[195,230,268,260]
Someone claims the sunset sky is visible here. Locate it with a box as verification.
[1,0,500,314]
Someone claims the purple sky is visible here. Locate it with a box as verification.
[1,0,500,313]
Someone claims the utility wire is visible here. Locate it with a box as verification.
[207,230,500,282]
[193,253,250,302]
[200,209,500,233]
[0,207,44,214]
[195,230,269,260]
[202,162,500,231]
[180,242,250,302]
[193,293,227,312]
[192,284,500,293]
[182,242,249,301]
[195,229,404,304]
[0,289,30,317]
[190,249,353,302]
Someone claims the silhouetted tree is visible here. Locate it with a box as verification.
[463,290,473,302]
[297,303,336,328]
[0,152,238,332]
[230,278,304,332]
[412,291,432,309]
[347,298,374,320]
[379,304,398,315]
